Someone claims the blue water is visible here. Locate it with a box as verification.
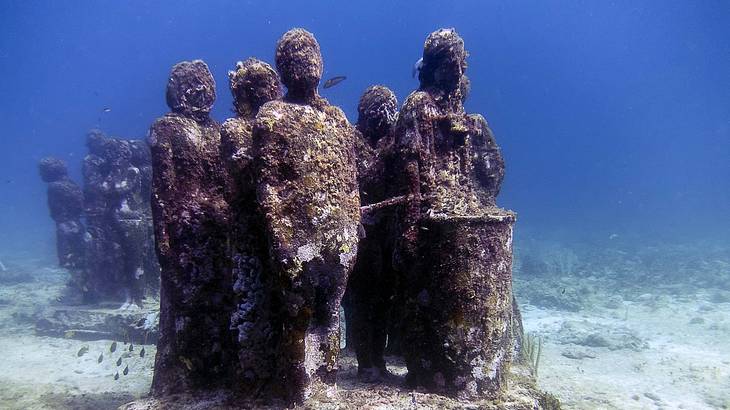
[1,2,729,408]
[1,1,729,255]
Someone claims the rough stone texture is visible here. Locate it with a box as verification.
[82,130,124,303]
[148,60,236,395]
[38,157,86,297]
[393,28,515,399]
[122,353,559,409]
[253,28,361,402]
[346,85,400,381]
[402,212,516,398]
[220,58,282,393]
[80,130,159,305]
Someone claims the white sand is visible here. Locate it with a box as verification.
[523,292,730,409]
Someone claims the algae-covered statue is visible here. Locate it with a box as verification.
[79,131,159,306]
[253,28,360,401]
[38,157,86,301]
[220,58,282,393]
[148,60,236,395]
[346,85,400,381]
[82,131,126,303]
[394,28,515,399]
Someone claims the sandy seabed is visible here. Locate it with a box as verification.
[523,292,730,409]
[0,253,728,409]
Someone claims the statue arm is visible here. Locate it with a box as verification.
[471,114,505,200]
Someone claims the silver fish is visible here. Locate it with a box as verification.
[412,57,423,78]
[323,76,346,89]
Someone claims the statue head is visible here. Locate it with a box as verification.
[229,58,282,117]
[275,29,323,99]
[39,157,68,183]
[166,60,216,122]
[419,28,467,92]
[357,85,398,144]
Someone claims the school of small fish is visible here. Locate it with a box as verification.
[74,338,152,381]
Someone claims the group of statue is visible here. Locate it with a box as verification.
[40,26,520,404]
[39,131,159,306]
[147,27,520,404]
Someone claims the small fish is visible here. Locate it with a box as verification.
[116,357,122,366]
[561,288,566,294]
[139,347,146,358]
[123,365,129,376]
[103,107,111,113]
[97,353,103,363]
[110,341,117,353]
[323,75,346,89]
[412,57,423,78]
[77,346,89,357]
[129,343,134,352]
[114,372,119,380]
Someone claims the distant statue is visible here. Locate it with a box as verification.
[148,60,235,395]
[82,131,126,303]
[128,139,160,297]
[105,138,157,307]
[346,85,401,381]
[38,157,86,302]
[80,130,158,306]
[220,57,282,392]
[253,28,361,402]
[394,28,516,398]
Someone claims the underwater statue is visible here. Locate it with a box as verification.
[80,131,159,306]
[82,131,126,303]
[253,28,361,402]
[148,60,236,395]
[38,157,86,301]
[394,28,515,398]
[128,139,160,297]
[219,57,282,392]
[345,85,401,381]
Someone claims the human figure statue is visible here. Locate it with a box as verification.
[394,28,515,398]
[220,57,282,392]
[148,60,235,395]
[253,28,360,402]
[38,157,86,302]
[82,131,126,303]
[81,131,158,306]
[129,139,160,297]
[105,138,153,307]
[345,85,400,381]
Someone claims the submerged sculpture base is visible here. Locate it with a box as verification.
[35,301,159,344]
[403,209,517,399]
[121,352,559,409]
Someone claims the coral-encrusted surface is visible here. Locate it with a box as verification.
[148,60,236,395]
[220,57,282,394]
[254,98,360,401]
[393,28,514,398]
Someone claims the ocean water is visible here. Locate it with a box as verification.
[0,1,728,409]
